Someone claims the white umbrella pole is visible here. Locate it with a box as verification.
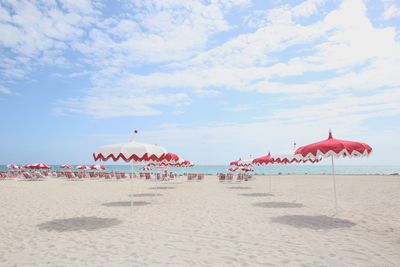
[294,176,298,202]
[131,162,134,214]
[331,155,338,214]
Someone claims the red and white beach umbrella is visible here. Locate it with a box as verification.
[93,137,167,210]
[7,164,19,169]
[295,130,372,213]
[76,165,88,170]
[90,164,106,170]
[60,164,73,169]
[31,163,51,169]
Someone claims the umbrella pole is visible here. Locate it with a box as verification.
[331,155,338,214]
[131,162,134,214]
[294,176,298,202]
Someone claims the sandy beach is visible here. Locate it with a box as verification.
[0,175,399,266]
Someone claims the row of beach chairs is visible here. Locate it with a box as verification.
[187,173,204,180]
[218,173,252,182]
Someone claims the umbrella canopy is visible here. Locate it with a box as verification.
[7,164,19,169]
[93,141,167,162]
[90,164,106,170]
[295,131,372,159]
[60,164,73,169]
[76,165,88,170]
[252,153,272,165]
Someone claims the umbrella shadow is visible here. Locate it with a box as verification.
[129,193,163,197]
[253,202,303,208]
[271,215,356,230]
[240,193,274,197]
[149,186,176,190]
[227,186,252,190]
[102,201,151,207]
[37,216,121,232]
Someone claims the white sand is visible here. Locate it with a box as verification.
[0,175,400,266]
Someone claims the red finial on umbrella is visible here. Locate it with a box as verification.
[328,129,333,139]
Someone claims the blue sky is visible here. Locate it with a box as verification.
[1,0,400,165]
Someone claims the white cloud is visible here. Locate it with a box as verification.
[57,86,190,118]
[383,1,400,19]
[0,85,11,94]
[292,0,327,18]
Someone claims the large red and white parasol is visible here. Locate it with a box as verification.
[93,135,168,211]
[295,130,372,213]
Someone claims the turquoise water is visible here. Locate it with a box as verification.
[1,165,400,175]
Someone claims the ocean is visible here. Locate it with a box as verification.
[1,165,400,175]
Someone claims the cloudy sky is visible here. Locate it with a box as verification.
[1,0,399,165]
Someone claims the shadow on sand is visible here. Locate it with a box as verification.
[37,216,121,232]
[271,215,356,230]
[129,193,163,197]
[149,186,176,190]
[102,201,151,207]
[240,193,274,197]
[227,186,252,190]
[253,202,303,208]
